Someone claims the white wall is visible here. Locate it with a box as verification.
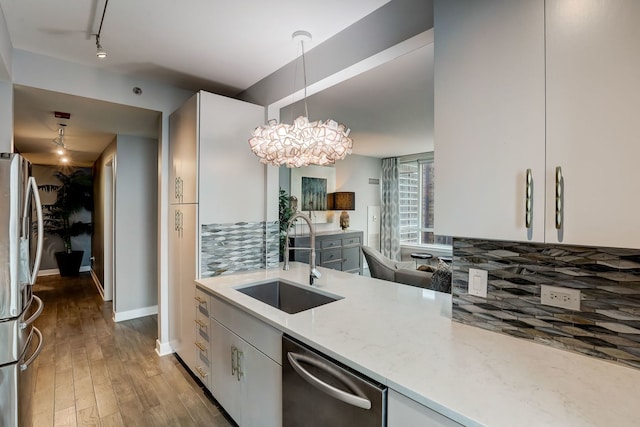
[0,7,11,82]
[0,8,12,152]
[114,135,158,316]
[0,81,12,152]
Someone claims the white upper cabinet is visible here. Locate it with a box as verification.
[169,93,198,204]
[435,0,640,249]
[434,0,546,242]
[197,91,265,224]
[545,0,640,248]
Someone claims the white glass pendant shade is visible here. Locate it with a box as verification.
[248,30,353,168]
[249,116,352,168]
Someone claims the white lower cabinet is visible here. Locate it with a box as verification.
[387,390,462,427]
[208,295,282,427]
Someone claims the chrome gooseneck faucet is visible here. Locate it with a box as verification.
[283,212,322,285]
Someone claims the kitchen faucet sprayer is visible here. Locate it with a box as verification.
[283,212,322,285]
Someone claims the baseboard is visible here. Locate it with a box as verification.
[89,269,105,298]
[112,305,158,323]
[38,266,91,276]
[155,340,175,357]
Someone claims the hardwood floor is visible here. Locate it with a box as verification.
[30,273,234,427]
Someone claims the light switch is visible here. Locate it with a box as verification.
[468,268,488,298]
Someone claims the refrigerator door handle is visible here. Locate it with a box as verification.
[20,327,43,371]
[23,176,44,285]
[20,295,44,330]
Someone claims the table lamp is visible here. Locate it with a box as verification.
[329,192,355,231]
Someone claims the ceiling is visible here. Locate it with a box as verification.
[1,0,432,166]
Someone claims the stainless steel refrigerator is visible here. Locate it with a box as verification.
[0,153,44,427]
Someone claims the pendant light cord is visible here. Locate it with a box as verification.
[300,39,309,118]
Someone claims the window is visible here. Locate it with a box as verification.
[398,154,452,247]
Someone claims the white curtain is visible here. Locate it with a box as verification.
[380,157,400,260]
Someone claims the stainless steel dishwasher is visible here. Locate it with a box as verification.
[282,335,387,426]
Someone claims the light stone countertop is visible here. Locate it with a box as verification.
[196,262,640,427]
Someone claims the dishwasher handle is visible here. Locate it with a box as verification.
[287,352,372,410]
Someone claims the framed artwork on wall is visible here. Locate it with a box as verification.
[290,165,336,224]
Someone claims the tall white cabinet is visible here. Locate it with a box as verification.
[168,90,265,374]
[435,0,640,249]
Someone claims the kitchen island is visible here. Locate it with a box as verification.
[197,262,640,426]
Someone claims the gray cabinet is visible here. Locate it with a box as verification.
[289,230,363,275]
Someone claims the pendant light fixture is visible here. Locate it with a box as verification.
[249,31,353,168]
[52,126,66,149]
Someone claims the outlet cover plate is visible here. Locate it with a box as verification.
[540,284,581,311]
[468,268,488,298]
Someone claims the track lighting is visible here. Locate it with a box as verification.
[95,34,107,59]
[93,0,109,59]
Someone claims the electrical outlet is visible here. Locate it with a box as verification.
[540,284,581,310]
[468,268,488,298]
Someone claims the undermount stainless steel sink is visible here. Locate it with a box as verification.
[235,280,342,314]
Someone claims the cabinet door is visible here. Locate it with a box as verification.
[198,91,265,223]
[210,319,243,425]
[238,336,282,427]
[168,206,182,352]
[388,390,462,427]
[210,318,281,427]
[342,245,361,273]
[169,93,198,204]
[434,0,546,242]
[175,204,198,373]
[545,0,640,248]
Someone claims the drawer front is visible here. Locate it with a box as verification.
[323,260,343,271]
[342,246,361,272]
[195,310,211,344]
[321,239,342,249]
[193,360,210,385]
[195,288,211,318]
[342,236,361,247]
[209,295,282,364]
[321,248,342,264]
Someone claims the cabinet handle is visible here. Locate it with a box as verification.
[231,346,237,376]
[175,177,184,203]
[175,177,180,201]
[236,349,244,381]
[194,319,207,329]
[194,296,207,306]
[195,341,207,352]
[555,166,563,229]
[195,366,208,379]
[525,168,533,229]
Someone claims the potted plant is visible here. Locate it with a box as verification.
[39,169,93,276]
[279,188,295,261]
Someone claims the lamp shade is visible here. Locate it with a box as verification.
[330,192,355,211]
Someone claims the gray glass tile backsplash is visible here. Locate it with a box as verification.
[201,221,279,277]
[452,238,640,369]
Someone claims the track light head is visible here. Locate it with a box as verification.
[95,34,107,59]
